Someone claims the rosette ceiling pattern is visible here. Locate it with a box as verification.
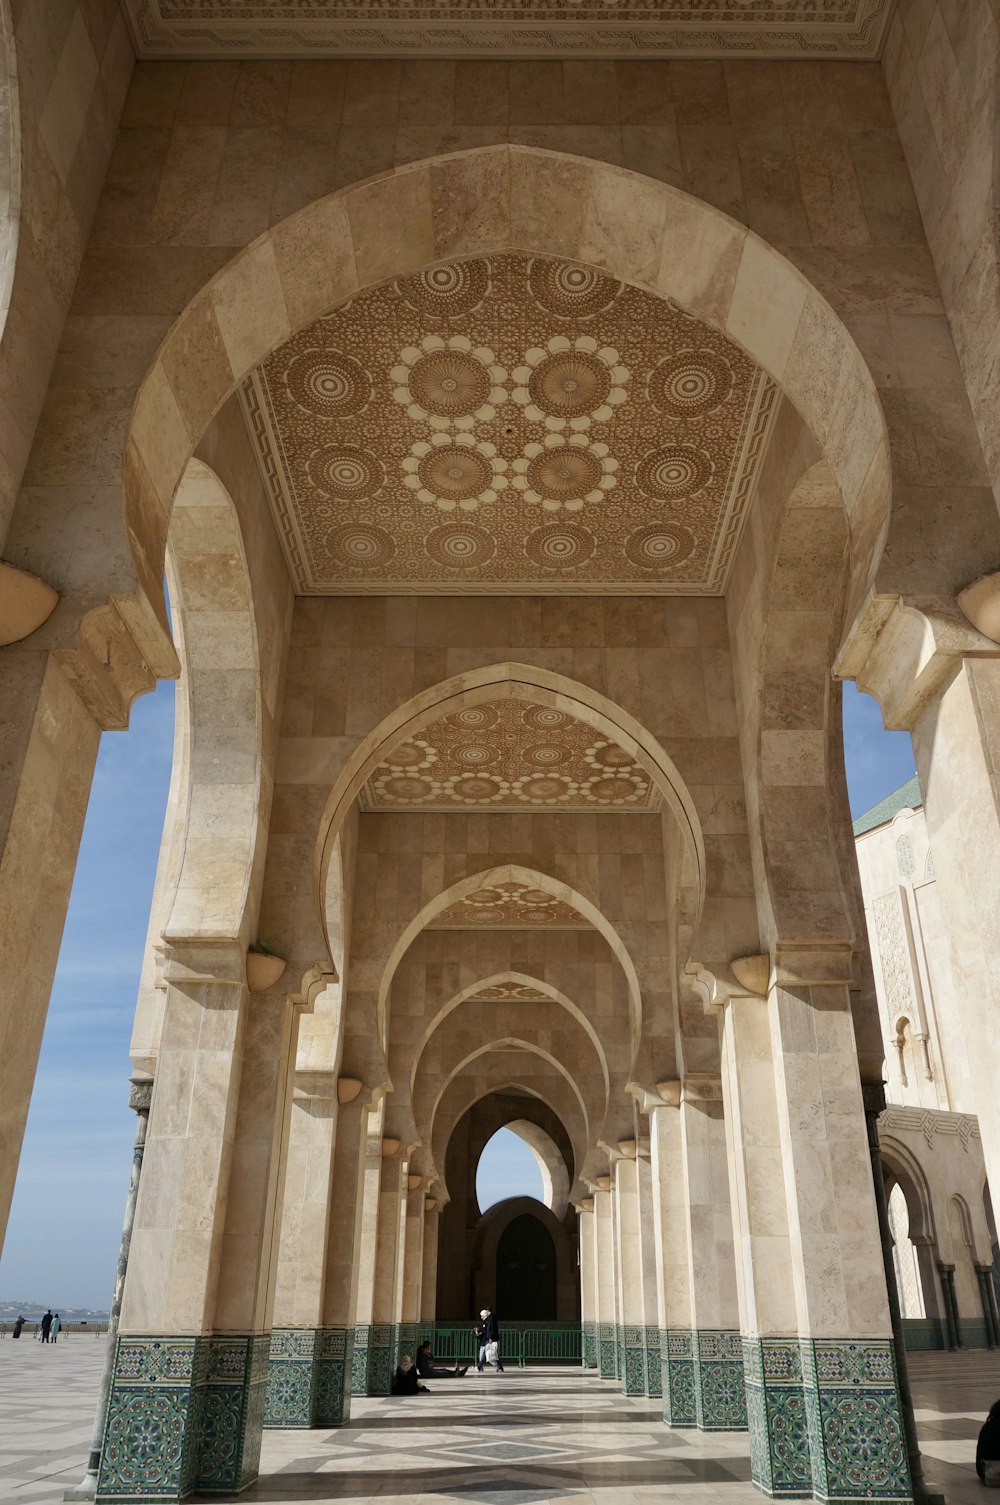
[357,698,661,813]
[123,1,895,60]
[242,253,778,594]
[428,881,589,929]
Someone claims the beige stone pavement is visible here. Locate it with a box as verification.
[0,1336,997,1503]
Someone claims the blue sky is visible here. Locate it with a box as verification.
[0,679,916,1309]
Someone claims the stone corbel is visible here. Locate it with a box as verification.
[654,1079,681,1107]
[288,960,338,1015]
[835,593,995,732]
[617,1138,638,1159]
[381,1137,401,1157]
[0,560,59,645]
[730,954,769,996]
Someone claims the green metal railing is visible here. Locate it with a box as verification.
[421,1321,582,1368]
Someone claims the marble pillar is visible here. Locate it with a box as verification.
[578,1200,598,1369]
[648,1097,697,1428]
[594,1187,618,1378]
[420,1204,439,1323]
[97,941,296,1501]
[348,1130,384,1398]
[265,1072,341,1429]
[613,1151,647,1395]
[680,1079,745,1432]
[635,1149,662,1397]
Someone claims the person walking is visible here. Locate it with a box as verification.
[39,1310,53,1344]
[12,1315,24,1339]
[49,1313,62,1344]
[977,1398,1000,1483]
[474,1308,503,1372]
[416,1340,468,1378]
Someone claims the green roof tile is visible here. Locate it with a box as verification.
[853,775,922,837]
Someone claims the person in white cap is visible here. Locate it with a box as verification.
[474,1308,503,1372]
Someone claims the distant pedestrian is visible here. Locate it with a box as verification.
[12,1315,24,1339]
[50,1314,61,1343]
[40,1310,52,1344]
[474,1308,503,1372]
[977,1398,1000,1483]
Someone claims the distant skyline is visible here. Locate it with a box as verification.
[0,677,916,1308]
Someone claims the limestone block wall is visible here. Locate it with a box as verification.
[885,0,1000,514]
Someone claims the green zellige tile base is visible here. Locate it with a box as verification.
[96,1333,270,1502]
[265,1328,351,1428]
[582,1320,598,1368]
[598,1321,617,1378]
[643,1325,662,1397]
[801,1338,912,1504]
[692,1329,747,1431]
[619,1325,647,1395]
[661,1328,696,1428]
[744,1337,812,1499]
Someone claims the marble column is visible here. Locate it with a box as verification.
[396,1181,425,1363]
[720,985,811,1499]
[648,1096,696,1428]
[578,1200,599,1369]
[314,1093,373,1424]
[613,1150,647,1395]
[265,1069,341,1428]
[724,948,914,1503]
[635,1148,662,1397]
[0,658,101,1253]
[97,940,298,1502]
[680,1078,745,1432]
[593,1185,618,1378]
[348,1130,384,1399]
[365,1148,404,1393]
[420,1203,439,1323]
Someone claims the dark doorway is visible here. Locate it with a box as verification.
[496,1212,557,1319]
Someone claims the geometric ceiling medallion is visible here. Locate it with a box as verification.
[359,697,662,813]
[428,881,589,930]
[241,252,778,594]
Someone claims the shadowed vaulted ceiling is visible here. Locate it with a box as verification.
[242,254,778,595]
[123,0,895,59]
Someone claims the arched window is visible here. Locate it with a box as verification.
[888,1181,925,1318]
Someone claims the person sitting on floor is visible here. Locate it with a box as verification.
[390,1354,429,1396]
[415,1340,468,1378]
[977,1397,1000,1483]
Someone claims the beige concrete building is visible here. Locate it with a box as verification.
[854,779,1000,1352]
[2,2,1000,1502]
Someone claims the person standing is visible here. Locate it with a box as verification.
[49,1313,61,1344]
[39,1310,52,1344]
[474,1308,503,1372]
[12,1315,24,1339]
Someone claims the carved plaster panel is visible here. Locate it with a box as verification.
[242,254,777,594]
[358,697,660,812]
[429,880,589,928]
[469,981,553,1001]
[123,0,895,60]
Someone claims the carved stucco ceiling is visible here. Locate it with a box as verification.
[243,254,777,595]
[357,697,661,812]
[123,1,894,59]
[428,880,589,928]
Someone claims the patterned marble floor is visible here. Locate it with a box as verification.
[0,1336,998,1503]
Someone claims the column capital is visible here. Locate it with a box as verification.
[835,593,996,731]
[128,1074,153,1115]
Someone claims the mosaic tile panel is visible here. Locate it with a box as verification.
[800,1338,913,1503]
[692,1329,747,1432]
[597,1322,617,1379]
[97,1338,202,1502]
[264,1327,354,1429]
[368,1323,396,1397]
[315,1327,352,1425]
[582,1320,598,1369]
[643,1325,662,1398]
[97,1334,270,1501]
[661,1328,697,1429]
[743,1338,812,1499]
[351,1323,370,1396]
[620,1324,647,1396]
